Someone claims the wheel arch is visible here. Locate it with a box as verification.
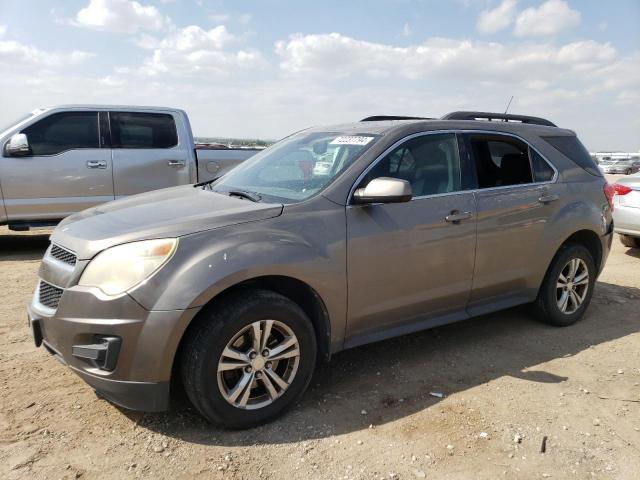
[171,275,332,388]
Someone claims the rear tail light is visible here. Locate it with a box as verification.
[603,183,615,211]
[613,183,632,195]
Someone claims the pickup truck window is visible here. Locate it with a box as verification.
[210,131,379,203]
[21,112,99,156]
[110,112,178,149]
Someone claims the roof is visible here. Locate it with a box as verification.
[41,104,185,113]
[306,118,574,138]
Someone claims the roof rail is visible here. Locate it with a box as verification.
[360,115,433,122]
[441,111,557,127]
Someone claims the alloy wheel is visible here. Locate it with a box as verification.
[217,320,300,410]
[556,258,589,314]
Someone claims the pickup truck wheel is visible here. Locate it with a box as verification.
[180,289,317,429]
[534,244,596,327]
[620,234,640,248]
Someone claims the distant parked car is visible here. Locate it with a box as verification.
[600,158,640,175]
[0,105,258,230]
[612,174,640,248]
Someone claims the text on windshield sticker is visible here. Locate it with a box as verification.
[330,136,374,146]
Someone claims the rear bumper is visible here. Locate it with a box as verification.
[613,204,640,237]
[27,289,198,412]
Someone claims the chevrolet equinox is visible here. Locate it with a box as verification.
[27,111,614,428]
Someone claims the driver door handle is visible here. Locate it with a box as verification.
[168,160,186,167]
[86,160,107,169]
[538,194,559,204]
[445,211,473,223]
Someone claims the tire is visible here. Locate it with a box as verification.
[534,244,596,327]
[625,169,632,175]
[620,234,640,248]
[180,289,317,429]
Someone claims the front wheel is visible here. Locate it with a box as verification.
[534,244,596,326]
[626,169,632,175]
[180,289,317,428]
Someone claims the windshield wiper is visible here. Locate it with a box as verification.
[228,190,262,202]
[195,175,223,189]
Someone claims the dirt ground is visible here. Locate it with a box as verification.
[1,177,639,480]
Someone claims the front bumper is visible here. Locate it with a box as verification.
[28,286,198,412]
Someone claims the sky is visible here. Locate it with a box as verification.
[0,0,639,151]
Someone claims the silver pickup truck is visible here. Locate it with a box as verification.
[0,105,258,230]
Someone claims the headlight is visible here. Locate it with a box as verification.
[78,238,177,296]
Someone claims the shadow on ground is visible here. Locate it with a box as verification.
[0,231,50,261]
[121,281,640,447]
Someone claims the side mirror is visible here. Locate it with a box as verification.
[5,133,31,157]
[352,177,412,204]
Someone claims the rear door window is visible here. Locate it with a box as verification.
[110,112,178,149]
[21,112,99,156]
[467,135,534,188]
[531,149,555,182]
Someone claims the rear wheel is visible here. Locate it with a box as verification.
[625,168,632,175]
[180,289,317,428]
[620,234,640,248]
[534,244,596,326]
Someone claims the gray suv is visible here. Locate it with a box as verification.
[28,111,614,428]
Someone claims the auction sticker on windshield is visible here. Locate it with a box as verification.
[330,136,374,146]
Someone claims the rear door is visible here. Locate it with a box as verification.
[463,133,559,313]
[0,111,113,222]
[109,112,190,197]
[345,132,477,345]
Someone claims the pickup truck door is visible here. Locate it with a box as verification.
[109,112,191,197]
[0,111,113,222]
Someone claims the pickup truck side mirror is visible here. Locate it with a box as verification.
[352,177,412,204]
[5,133,31,157]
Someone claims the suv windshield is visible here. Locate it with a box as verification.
[209,131,379,203]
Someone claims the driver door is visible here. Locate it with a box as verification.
[0,111,113,222]
[345,132,477,346]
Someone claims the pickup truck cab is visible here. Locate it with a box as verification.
[0,105,257,229]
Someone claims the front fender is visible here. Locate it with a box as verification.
[128,198,348,348]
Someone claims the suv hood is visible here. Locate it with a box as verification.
[51,185,283,260]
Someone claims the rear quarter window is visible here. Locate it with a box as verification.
[541,135,601,177]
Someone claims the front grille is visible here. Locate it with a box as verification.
[39,281,63,309]
[50,244,77,266]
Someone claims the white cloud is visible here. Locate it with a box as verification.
[0,25,6,37]
[75,0,169,34]
[275,33,616,84]
[238,14,252,25]
[133,33,160,49]
[98,74,125,87]
[477,0,518,34]
[401,22,412,37]
[0,39,93,68]
[142,25,263,75]
[209,13,231,23]
[514,0,581,37]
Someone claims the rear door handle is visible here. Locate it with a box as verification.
[538,194,559,204]
[445,211,473,223]
[86,160,107,169]
[168,160,186,167]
